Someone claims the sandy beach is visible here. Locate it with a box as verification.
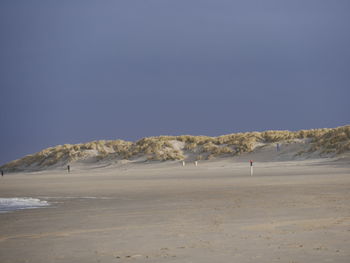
[0,159,349,263]
[2,0,349,262]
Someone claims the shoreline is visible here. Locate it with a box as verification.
[0,160,349,262]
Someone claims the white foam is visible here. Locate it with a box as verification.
[38,196,111,200]
[0,198,49,213]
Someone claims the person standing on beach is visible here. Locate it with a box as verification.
[67,165,70,173]
[1,170,3,176]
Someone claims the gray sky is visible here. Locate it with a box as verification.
[1,0,349,164]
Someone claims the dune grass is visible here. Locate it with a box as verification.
[1,125,349,171]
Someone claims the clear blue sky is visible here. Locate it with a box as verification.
[1,0,349,164]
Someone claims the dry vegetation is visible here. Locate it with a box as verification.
[1,125,349,171]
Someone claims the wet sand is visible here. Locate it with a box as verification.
[0,160,349,262]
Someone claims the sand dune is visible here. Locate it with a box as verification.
[1,125,350,172]
[0,127,349,262]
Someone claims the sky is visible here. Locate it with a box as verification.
[0,0,349,164]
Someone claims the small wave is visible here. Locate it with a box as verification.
[38,196,111,200]
[0,198,49,213]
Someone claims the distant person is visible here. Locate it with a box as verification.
[67,165,70,173]
[1,170,3,176]
[276,143,280,152]
[250,160,253,166]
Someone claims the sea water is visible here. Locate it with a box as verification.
[0,198,49,213]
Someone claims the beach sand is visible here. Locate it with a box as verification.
[0,159,349,262]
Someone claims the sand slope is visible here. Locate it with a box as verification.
[1,125,350,172]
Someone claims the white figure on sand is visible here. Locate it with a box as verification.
[250,160,253,176]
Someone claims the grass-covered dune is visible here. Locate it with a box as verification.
[1,125,350,171]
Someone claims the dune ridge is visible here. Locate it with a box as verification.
[1,125,350,171]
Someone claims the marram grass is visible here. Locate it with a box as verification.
[1,125,349,171]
